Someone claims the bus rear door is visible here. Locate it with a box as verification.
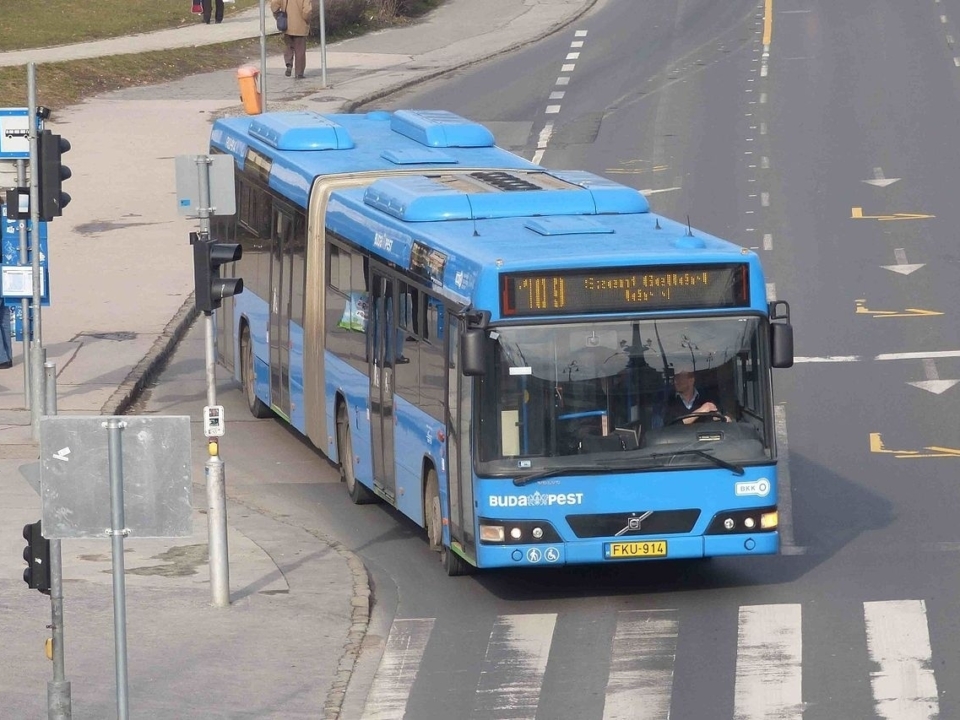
[368,269,397,500]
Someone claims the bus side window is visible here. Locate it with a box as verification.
[236,176,269,301]
[419,294,444,421]
[395,282,420,404]
[290,212,306,327]
[325,241,368,372]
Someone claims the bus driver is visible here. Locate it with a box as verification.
[662,369,730,425]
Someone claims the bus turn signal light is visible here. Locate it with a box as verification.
[760,511,778,529]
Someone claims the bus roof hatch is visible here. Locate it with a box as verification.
[249,111,355,151]
[390,110,496,148]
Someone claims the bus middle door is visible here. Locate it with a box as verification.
[367,271,397,501]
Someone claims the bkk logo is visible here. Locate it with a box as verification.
[489,492,584,508]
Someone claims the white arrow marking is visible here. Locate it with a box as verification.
[53,447,71,462]
[908,358,959,394]
[864,167,900,187]
[882,247,925,275]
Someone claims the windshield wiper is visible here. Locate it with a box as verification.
[513,465,608,487]
[648,449,745,476]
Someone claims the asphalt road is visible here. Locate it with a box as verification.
[143,0,960,718]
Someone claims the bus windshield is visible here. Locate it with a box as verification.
[475,316,774,476]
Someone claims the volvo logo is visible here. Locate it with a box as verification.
[615,511,653,537]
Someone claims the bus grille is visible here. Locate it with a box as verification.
[565,510,701,539]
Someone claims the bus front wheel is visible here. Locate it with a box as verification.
[337,403,376,504]
[425,469,471,576]
[240,326,271,419]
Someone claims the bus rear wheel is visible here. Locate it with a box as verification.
[240,325,271,419]
[337,403,376,505]
[425,468,471,576]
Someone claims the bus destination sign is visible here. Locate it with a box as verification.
[500,263,749,317]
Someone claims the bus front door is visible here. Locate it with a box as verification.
[368,272,396,500]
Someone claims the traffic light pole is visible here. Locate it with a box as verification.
[45,364,71,720]
[195,156,230,608]
[27,65,45,442]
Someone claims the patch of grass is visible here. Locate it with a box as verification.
[0,38,274,110]
[0,0,444,112]
[0,0,261,51]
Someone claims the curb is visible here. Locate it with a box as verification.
[101,294,199,416]
[342,0,600,112]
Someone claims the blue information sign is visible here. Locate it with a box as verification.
[0,108,31,159]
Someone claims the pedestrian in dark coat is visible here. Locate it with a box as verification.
[270,0,313,79]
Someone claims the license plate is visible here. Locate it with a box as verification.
[605,540,667,559]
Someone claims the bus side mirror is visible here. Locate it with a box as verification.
[771,323,794,368]
[461,328,486,376]
[768,301,794,368]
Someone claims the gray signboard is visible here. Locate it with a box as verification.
[39,415,193,539]
[174,153,236,217]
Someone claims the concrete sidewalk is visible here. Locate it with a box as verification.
[0,0,596,718]
[0,5,274,68]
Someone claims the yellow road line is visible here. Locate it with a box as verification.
[764,0,773,46]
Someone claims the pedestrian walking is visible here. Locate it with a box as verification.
[271,0,313,79]
[201,0,225,24]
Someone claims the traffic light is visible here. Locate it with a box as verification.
[192,232,243,314]
[37,129,71,221]
[22,520,50,594]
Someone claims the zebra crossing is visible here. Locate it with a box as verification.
[358,599,942,720]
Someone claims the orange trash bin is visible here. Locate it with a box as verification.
[237,65,262,115]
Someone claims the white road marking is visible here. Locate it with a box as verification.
[602,610,678,720]
[882,247,924,275]
[908,358,958,394]
[734,604,803,720]
[864,600,939,720]
[774,405,802,554]
[473,614,556,720]
[361,618,435,720]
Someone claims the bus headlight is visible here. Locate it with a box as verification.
[480,525,505,543]
[705,507,778,534]
[478,518,562,544]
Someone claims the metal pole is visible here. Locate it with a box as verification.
[16,159,30,406]
[196,156,230,607]
[319,0,327,87]
[27,64,44,441]
[47,539,70,720]
[259,0,267,112]
[204,315,230,607]
[105,419,130,720]
[44,361,71,720]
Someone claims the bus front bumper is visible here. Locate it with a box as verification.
[474,531,779,568]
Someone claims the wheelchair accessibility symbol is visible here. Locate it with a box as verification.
[544,547,560,563]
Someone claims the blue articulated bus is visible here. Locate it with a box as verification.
[209,109,794,575]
